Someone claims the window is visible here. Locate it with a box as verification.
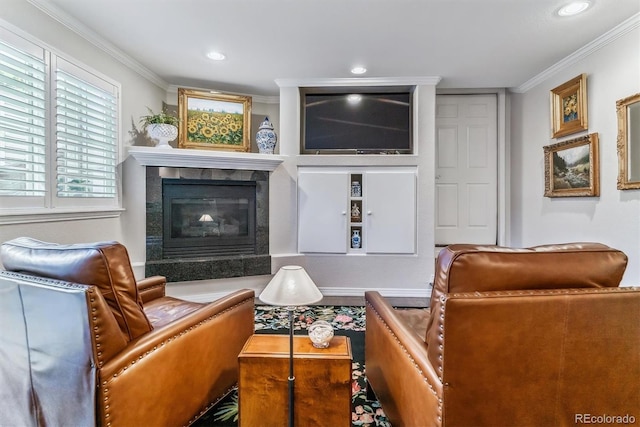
[0,25,121,222]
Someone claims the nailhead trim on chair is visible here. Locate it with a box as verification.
[448,286,637,299]
[366,300,443,422]
[100,296,254,426]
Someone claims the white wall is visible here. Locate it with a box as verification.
[510,26,640,285]
[2,2,636,299]
[0,2,279,301]
[0,1,165,267]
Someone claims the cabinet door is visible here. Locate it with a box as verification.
[365,170,416,254]
[298,171,348,253]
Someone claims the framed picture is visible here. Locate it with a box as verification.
[544,133,599,197]
[550,73,588,138]
[178,88,252,151]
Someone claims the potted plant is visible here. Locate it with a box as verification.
[139,107,179,149]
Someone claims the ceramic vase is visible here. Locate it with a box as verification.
[351,229,361,249]
[351,181,361,197]
[256,116,277,154]
[147,123,178,149]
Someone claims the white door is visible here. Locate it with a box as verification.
[298,170,348,253]
[366,170,416,254]
[435,95,497,245]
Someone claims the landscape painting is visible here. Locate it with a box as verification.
[544,133,599,197]
[178,88,252,152]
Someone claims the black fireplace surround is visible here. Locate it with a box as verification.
[145,167,271,282]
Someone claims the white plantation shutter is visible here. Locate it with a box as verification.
[0,37,47,199]
[0,25,121,219]
[55,65,117,199]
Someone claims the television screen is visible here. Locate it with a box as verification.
[301,87,413,154]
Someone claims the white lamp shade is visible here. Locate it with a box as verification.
[260,265,323,306]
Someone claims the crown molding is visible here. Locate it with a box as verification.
[165,85,279,105]
[26,0,170,90]
[276,76,442,88]
[513,12,640,93]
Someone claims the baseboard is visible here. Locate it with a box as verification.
[170,286,432,304]
[319,286,431,298]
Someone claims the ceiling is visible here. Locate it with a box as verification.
[31,0,640,97]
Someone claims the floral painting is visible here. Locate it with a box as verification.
[178,88,251,152]
[562,93,578,123]
[550,74,588,138]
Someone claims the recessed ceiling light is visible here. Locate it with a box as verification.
[558,1,591,16]
[206,51,226,61]
[351,66,367,75]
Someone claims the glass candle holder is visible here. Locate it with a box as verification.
[308,320,334,348]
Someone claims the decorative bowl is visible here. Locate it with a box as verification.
[308,320,334,348]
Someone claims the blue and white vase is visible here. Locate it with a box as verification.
[256,116,277,154]
[351,181,361,197]
[351,229,361,249]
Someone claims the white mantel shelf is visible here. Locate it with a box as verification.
[127,146,285,171]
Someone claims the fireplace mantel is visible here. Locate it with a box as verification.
[128,146,285,171]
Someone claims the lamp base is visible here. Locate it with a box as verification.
[288,307,295,427]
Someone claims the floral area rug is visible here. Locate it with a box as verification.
[194,305,391,427]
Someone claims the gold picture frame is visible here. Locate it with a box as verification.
[178,88,252,152]
[544,133,599,198]
[550,74,588,138]
[616,93,640,190]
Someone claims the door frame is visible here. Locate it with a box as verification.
[436,89,509,246]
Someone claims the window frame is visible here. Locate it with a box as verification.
[0,22,123,224]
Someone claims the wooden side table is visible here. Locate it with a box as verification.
[238,334,352,427]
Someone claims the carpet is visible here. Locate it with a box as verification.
[193,305,391,427]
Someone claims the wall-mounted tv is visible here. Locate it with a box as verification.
[300,86,414,154]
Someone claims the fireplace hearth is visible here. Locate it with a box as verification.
[145,166,271,282]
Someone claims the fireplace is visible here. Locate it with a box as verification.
[145,167,271,282]
[162,179,256,258]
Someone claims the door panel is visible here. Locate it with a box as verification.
[436,184,458,228]
[435,95,497,245]
[366,170,416,254]
[298,171,348,253]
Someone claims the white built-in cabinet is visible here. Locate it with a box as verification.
[297,167,416,254]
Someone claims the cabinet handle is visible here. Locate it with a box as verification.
[341,211,347,215]
[367,211,372,215]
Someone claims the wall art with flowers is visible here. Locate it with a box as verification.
[178,88,252,152]
[550,73,588,138]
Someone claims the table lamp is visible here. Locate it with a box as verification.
[259,265,322,427]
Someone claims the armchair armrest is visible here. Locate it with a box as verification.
[98,289,255,427]
[136,275,166,303]
[365,291,442,427]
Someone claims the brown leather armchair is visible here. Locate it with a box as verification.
[366,243,640,427]
[0,237,255,427]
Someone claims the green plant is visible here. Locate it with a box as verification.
[213,390,238,422]
[139,107,179,128]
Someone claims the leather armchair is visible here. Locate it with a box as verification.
[366,243,640,427]
[0,237,255,427]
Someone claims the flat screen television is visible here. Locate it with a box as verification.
[300,86,414,154]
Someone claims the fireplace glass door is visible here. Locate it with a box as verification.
[162,179,257,258]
